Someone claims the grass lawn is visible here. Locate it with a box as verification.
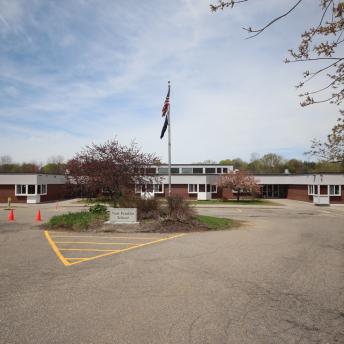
[195,215,236,230]
[191,199,282,206]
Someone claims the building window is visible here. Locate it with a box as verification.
[153,184,164,193]
[211,185,217,193]
[205,168,216,174]
[199,184,205,192]
[42,184,47,194]
[171,168,180,174]
[223,168,228,173]
[193,168,203,174]
[181,167,192,174]
[217,168,222,174]
[158,168,168,174]
[135,184,142,193]
[308,185,319,195]
[188,184,198,193]
[16,185,26,195]
[329,185,341,196]
[206,184,211,192]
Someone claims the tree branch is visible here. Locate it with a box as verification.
[243,0,303,39]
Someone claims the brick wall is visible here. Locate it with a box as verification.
[287,185,312,202]
[330,185,344,204]
[0,185,26,203]
[40,184,67,202]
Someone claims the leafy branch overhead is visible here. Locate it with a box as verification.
[210,0,344,108]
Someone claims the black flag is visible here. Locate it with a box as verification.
[160,115,168,139]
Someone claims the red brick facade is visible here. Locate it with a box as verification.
[0,185,26,203]
[40,184,67,202]
[286,185,313,202]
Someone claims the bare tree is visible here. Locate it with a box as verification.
[220,170,260,201]
[210,1,344,161]
[210,1,344,108]
[307,110,344,162]
[0,155,13,165]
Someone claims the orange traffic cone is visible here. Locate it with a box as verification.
[8,209,14,221]
[36,210,42,222]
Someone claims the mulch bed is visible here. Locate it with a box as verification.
[98,218,210,233]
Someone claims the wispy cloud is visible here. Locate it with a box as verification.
[0,0,337,163]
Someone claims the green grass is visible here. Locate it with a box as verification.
[47,211,108,231]
[191,199,282,206]
[195,215,235,230]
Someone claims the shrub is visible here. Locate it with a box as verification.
[47,212,99,231]
[165,196,194,221]
[89,203,108,216]
[135,197,160,220]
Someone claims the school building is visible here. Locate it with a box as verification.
[0,173,66,204]
[0,165,343,205]
[136,164,344,205]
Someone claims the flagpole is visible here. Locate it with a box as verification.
[168,80,171,196]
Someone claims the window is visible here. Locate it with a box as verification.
[27,185,35,194]
[188,184,198,193]
[158,168,168,174]
[193,168,203,174]
[211,185,217,193]
[223,168,228,173]
[199,184,205,192]
[181,167,192,174]
[37,185,41,194]
[308,185,313,195]
[308,184,319,195]
[329,185,341,196]
[217,168,222,174]
[205,168,215,174]
[135,184,142,193]
[16,185,26,195]
[42,184,47,194]
[206,184,211,192]
[171,168,179,174]
[153,184,163,193]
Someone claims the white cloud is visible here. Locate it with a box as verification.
[0,0,338,163]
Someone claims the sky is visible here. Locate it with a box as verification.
[0,0,341,164]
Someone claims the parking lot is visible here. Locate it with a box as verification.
[1,200,344,343]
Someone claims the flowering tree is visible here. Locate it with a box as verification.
[220,170,260,201]
[66,138,159,205]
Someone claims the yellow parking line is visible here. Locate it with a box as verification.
[55,241,136,245]
[45,230,186,267]
[50,234,160,240]
[44,231,71,266]
[59,248,120,252]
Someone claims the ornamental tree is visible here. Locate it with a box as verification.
[220,170,260,201]
[66,138,159,205]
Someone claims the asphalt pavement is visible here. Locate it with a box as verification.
[1,200,344,343]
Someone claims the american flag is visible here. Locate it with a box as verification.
[161,84,170,117]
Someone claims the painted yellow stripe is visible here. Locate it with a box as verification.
[45,231,186,267]
[59,248,120,252]
[50,234,160,240]
[67,233,186,266]
[55,241,135,245]
[44,230,71,266]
